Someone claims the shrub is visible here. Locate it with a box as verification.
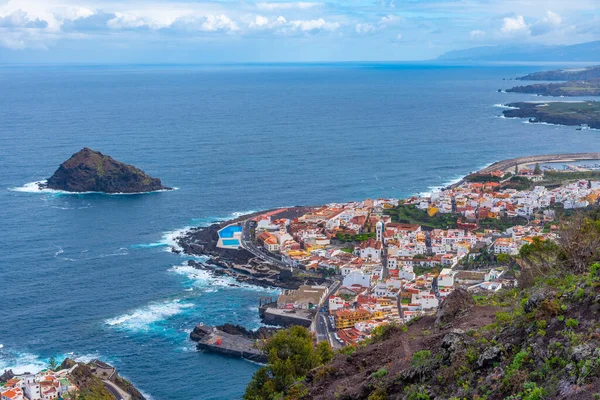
[566,318,579,329]
[371,368,388,379]
[412,350,432,368]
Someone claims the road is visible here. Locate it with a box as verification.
[240,219,288,267]
[314,280,343,349]
[103,380,131,400]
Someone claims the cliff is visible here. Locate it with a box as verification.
[506,80,600,97]
[60,358,146,400]
[44,148,170,193]
[516,65,600,81]
[279,278,599,400]
[503,101,600,129]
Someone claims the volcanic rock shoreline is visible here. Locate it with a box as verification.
[175,206,330,290]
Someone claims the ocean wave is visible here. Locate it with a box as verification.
[169,263,278,293]
[492,103,517,109]
[134,210,258,253]
[104,299,195,333]
[0,349,101,375]
[8,180,178,196]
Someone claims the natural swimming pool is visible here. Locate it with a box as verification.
[219,225,243,238]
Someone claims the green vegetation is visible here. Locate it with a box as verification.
[542,170,600,182]
[477,216,527,232]
[465,174,501,183]
[384,204,457,229]
[502,176,532,191]
[503,101,600,129]
[244,326,333,400]
[335,232,375,243]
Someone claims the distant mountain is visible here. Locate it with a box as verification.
[437,40,600,63]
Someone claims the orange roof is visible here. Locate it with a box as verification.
[1,388,22,399]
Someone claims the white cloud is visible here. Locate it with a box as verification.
[289,18,339,32]
[396,33,402,40]
[107,13,151,29]
[530,10,561,36]
[170,14,238,32]
[500,15,529,36]
[379,15,400,25]
[256,2,321,11]
[355,23,375,34]
[0,9,48,28]
[469,29,485,39]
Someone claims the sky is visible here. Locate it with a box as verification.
[1,0,600,63]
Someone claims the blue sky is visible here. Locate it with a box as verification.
[1,0,600,63]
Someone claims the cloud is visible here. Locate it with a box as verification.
[355,23,376,34]
[530,11,562,36]
[61,10,116,32]
[256,2,321,11]
[500,15,529,36]
[0,9,48,28]
[289,18,339,32]
[469,29,485,39]
[170,14,239,32]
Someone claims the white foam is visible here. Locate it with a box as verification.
[0,350,101,375]
[105,299,194,332]
[8,180,178,195]
[136,210,258,253]
[169,263,278,293]
[492,103,517,109]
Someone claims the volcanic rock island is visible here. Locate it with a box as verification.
[42,148,171,193]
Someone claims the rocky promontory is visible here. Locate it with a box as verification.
[43,148,171,193]
[503,101,600,129]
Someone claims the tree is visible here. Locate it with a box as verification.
[316,341,333,364]
[534,163,542,175]
[48,357,58,371]
[244,326,333,400]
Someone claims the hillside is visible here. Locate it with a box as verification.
[516,66,600,81]
[437,41,600,63]
[244,216,600,400]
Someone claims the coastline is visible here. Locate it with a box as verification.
[175,206,331,290]
[448,152,600,189]
[174,152,600,288]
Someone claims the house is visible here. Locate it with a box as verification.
[258,231,280,252]
[277,285,329,310]
[358,238,383,261]
[438,268,457,288]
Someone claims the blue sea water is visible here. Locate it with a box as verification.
[1,63,600,399]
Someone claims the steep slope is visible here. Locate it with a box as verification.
[45,148,170,193]
[299,274,600,400]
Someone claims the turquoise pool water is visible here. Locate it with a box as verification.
[222,239,241,246]
[219,225,242,238]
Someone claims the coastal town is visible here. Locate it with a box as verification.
[184,156,600,353]
[0,359,139,400]
[1,367,80,400]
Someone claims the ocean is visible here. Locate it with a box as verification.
[1,63,599,399]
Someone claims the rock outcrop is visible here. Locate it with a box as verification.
[44,148,171,193]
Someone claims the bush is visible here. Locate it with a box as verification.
[371,368,388,379]
[566,318,579,329]
[412,350,432,368]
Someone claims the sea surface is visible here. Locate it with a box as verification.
[1,64,600,399]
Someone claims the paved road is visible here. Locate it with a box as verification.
[240,219,288,267]
[314,280,343,349]
[103,380,131,400]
